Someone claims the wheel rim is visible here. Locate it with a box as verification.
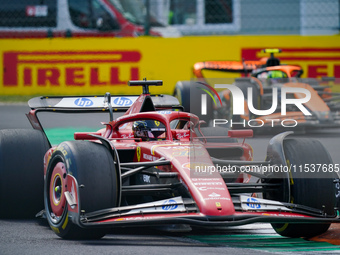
[49,162,67,220]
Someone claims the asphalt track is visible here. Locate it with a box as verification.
[1,103,340,255]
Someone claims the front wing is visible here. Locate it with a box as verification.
[66,194,340,229]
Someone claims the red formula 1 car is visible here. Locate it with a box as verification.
[174,49,340,130]
[0,80,339,239]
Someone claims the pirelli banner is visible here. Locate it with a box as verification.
[0,35,339,96]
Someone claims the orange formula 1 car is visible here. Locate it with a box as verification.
[174,49,340,131]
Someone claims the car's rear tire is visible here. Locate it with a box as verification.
[271,138,336,238]
[45,141,118,239]
[0,129,50,218]
[174,81,191,113]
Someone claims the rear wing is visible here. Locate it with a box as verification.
[192,49,286,78]
[28,94,181,112]
[193,60,267,78]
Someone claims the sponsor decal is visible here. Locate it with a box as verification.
[54,96,137,108]
[162,199,178,211]
[157,111,172,114]
[120,197,185,215]
[74,98,94,107]
[136,146,141,162]
[114,216,166,221]
[192,178,220,181]
[3,50,140,87]
[203,197,231,201]
[194,182,224,186]
[176,132,190,139]
[121,133,134,139]
[208,192,221,198]
[143,153,160,161]
[198,186,225,191]
[113,97,133,107]
[246,197,261,209]
[240,195,291,211]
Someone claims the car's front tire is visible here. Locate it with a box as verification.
[45,141,118,239]
[270,138,336,238]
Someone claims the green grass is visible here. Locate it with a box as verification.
[45,127,99,146]
[0,95,36,103]
[188,234,340,253]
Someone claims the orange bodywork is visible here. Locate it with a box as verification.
[284,82,330,112]
[191,51,339,129]
[263,65,303,78]
[193,60,267,78]
[192,60,302,79]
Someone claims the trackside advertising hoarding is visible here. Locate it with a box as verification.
[0,35,339,96]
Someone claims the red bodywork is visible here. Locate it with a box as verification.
[27,81,340,229]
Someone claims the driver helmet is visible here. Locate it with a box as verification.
[132,120,166,141]
[267,70,287,78]
[258,70,288,85]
